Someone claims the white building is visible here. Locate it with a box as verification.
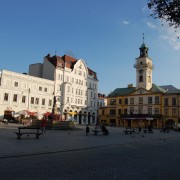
[0,54,99,124]
[0,69,54,119]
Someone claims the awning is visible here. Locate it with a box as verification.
[69,112,77,115]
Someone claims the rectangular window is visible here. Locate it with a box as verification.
[22,96,26,103]
[39,86,42,91]
[13,94,18,102]
[102,110,105,115]
[31,97,34,104]
[118,109,121,115]
[155,96,159,104]
[139,97,143,104]
[155,108,159,114]
[110,99,116,105]
[130,98,134,105]
[148,108,152,114]
[35,98,39,105]
[118,99,122,104]
[164,98,168,106]
[4,93,9,101]
[42,99,45,106]
[124,109,127,114]
[124,98,128,105]
[78,71,82,75]
[44,87,47,92]
[164,109,168,116]
[148,97,152,104]
[172,109,177,116]
[110,109,116,115]
[14,81,18,87]
[172,98,176,106]
[130,107,134,114]
[139,108,143,114]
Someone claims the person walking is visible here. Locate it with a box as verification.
[41,116,48,133]
[86,125,90,136]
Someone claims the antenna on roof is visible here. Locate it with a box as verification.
[55,51,56,55]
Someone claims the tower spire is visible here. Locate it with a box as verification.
[143,33,145,43]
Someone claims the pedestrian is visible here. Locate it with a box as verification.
[41,116,48,133]
[148,125,153,133]
[101,125,109,135]
[86,125,90,136]
[138,126,141,133]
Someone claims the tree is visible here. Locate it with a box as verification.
[148,0,180,28]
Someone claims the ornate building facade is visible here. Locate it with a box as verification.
[0,54,99,124]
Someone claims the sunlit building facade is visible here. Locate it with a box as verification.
[98,41,180,129]
[0,54,99,124]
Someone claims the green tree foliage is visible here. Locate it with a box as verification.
[148,0,180,28]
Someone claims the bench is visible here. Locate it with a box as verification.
[143,129,148,133]
[160,128,169,133]
[124,128,136,134]
[92,130,100,135]
[14,127,43,139]
[143,129,153,133]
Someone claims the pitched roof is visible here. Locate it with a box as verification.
[108,84,167,98]
[45,54,98,80]
[150,84,166,93]
[159,85,178,92]
[108,87,136,97]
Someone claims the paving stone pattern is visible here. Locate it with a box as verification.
[0,123,180,179]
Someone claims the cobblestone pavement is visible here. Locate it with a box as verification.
[0,123,180,179]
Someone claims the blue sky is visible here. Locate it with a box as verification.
[0,0,180,95]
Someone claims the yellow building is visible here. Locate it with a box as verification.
[99,39,180,129]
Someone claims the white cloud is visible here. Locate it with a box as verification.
[123,20,129,25]
[146,22,156,29]
[158,22,180,50]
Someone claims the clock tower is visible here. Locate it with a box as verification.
[134,36,153,90]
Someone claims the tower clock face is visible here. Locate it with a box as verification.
[139,69,143,74]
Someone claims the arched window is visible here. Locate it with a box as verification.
[139,75,143,82]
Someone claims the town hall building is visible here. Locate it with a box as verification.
[98,39,180,129]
